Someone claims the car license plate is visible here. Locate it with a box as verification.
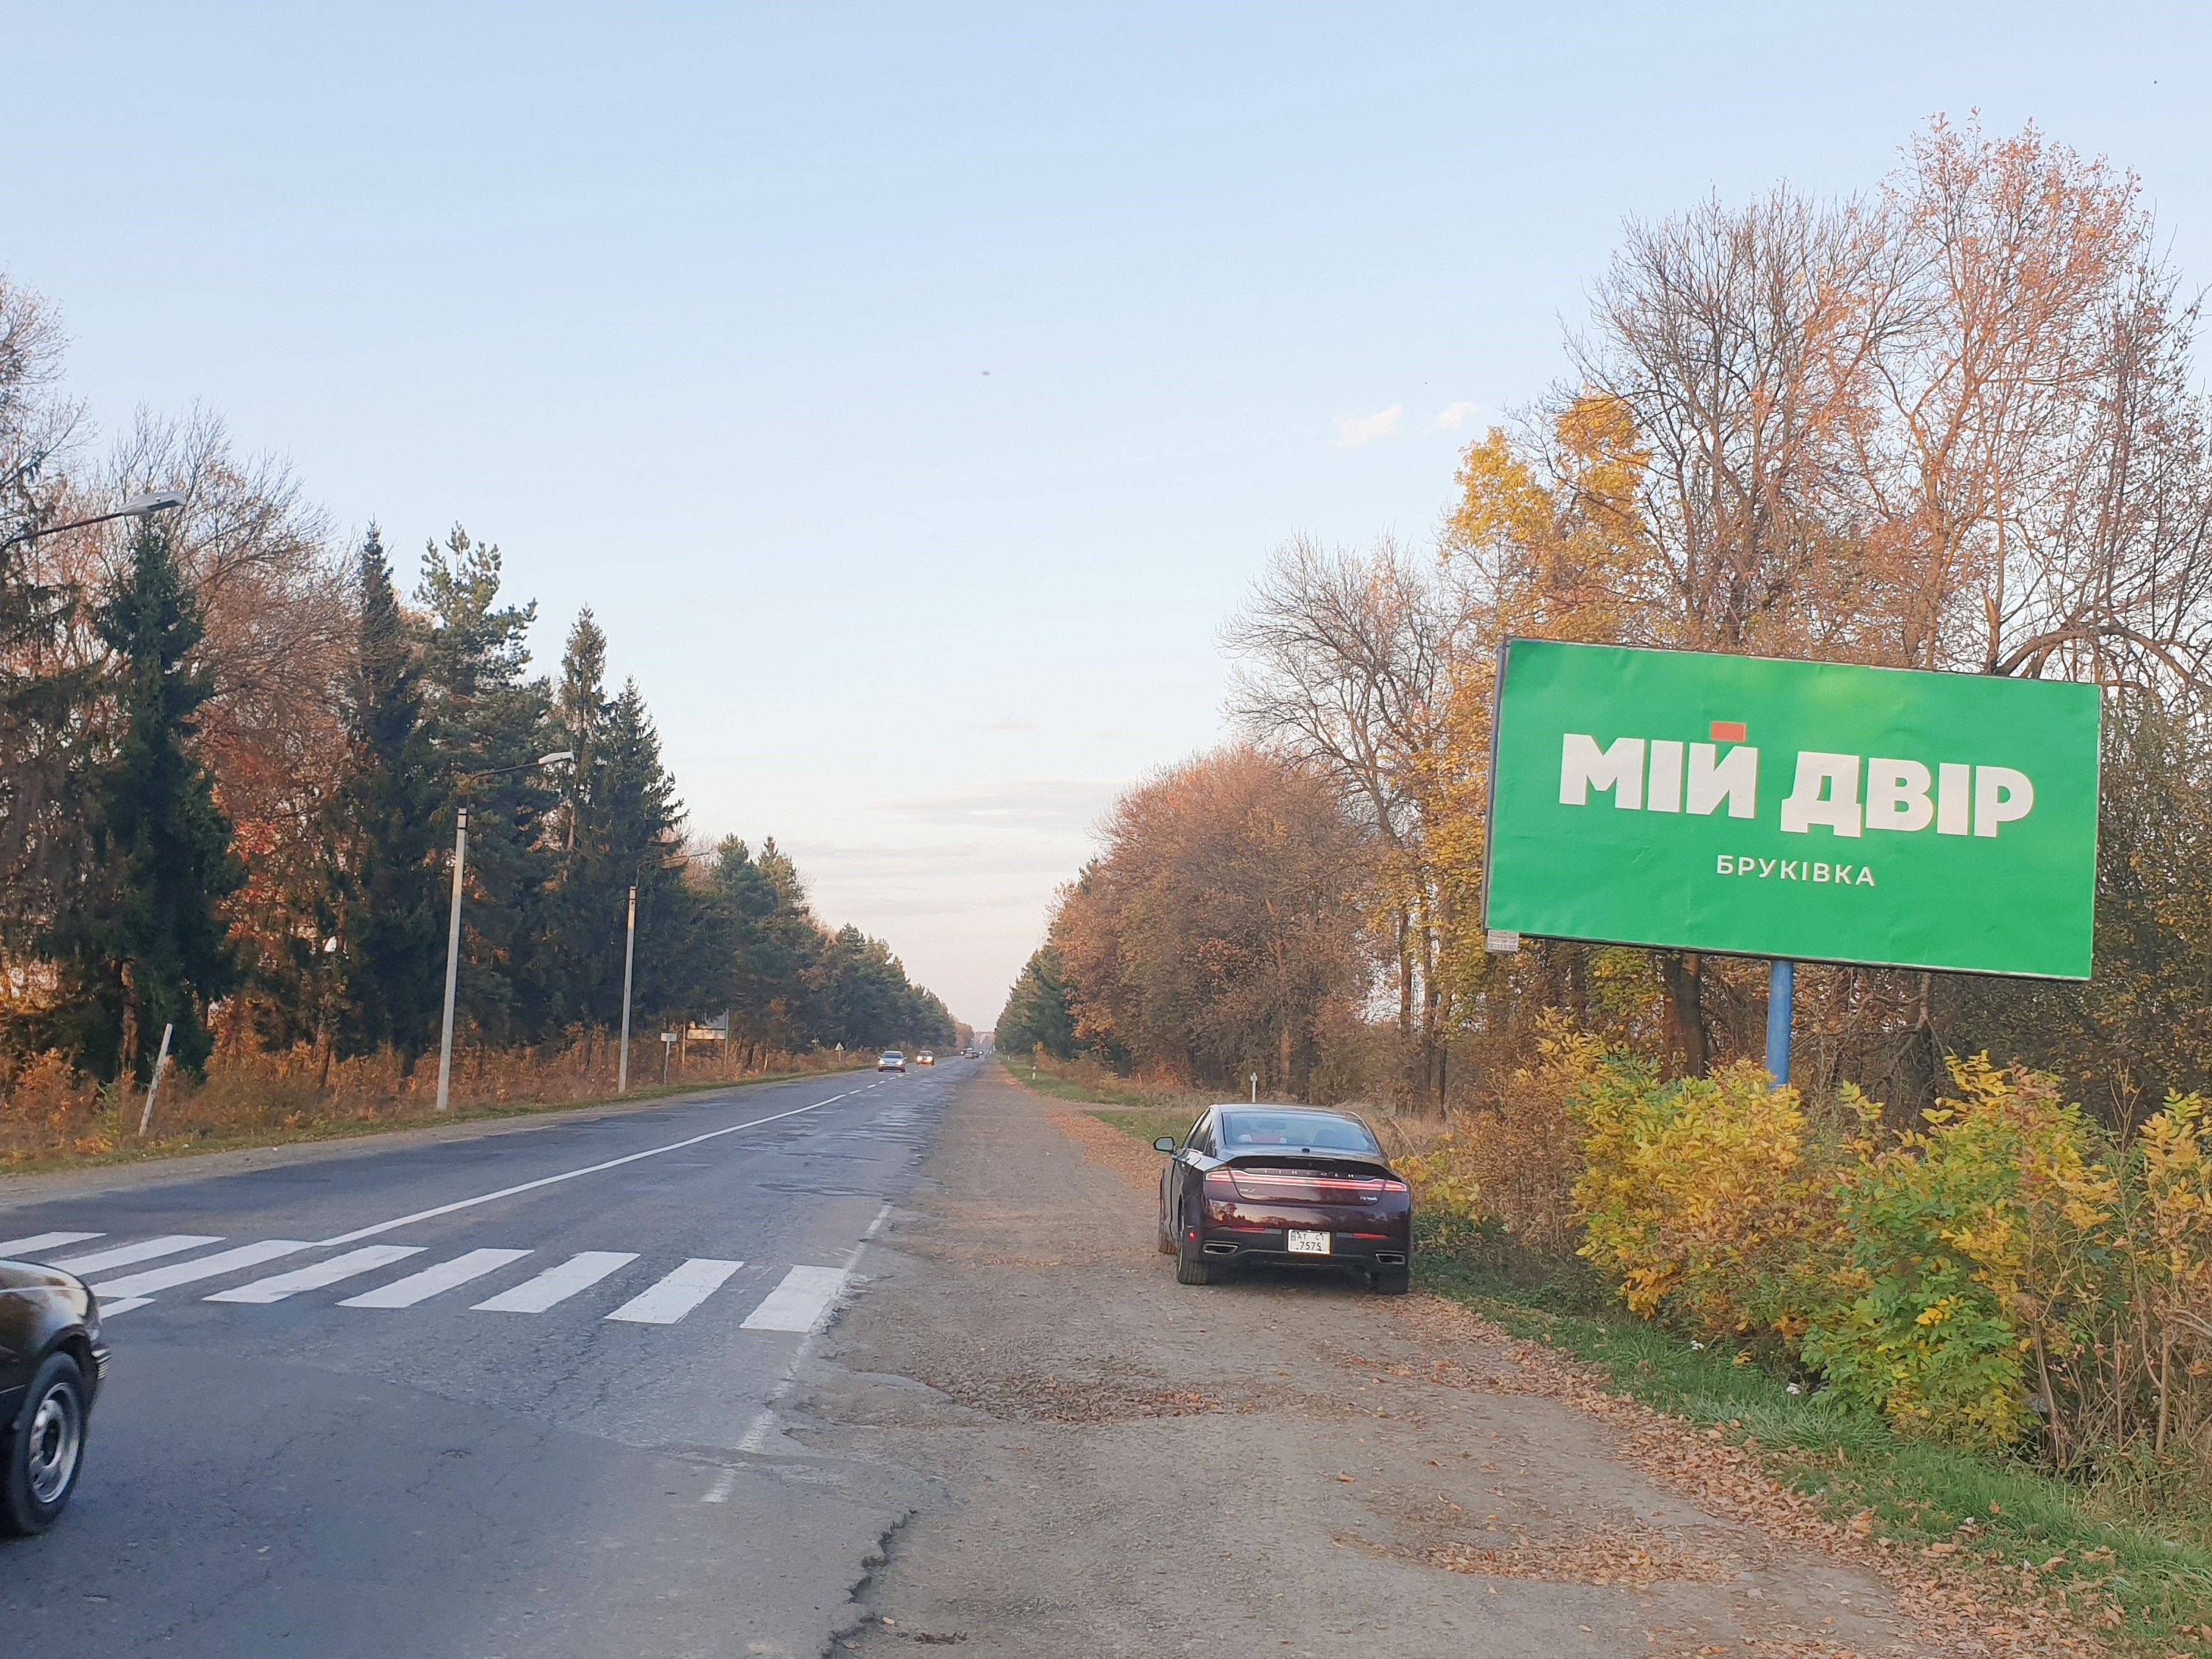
[1287,1229,1331,1255]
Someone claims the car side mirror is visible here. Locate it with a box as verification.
[1153,1137,1176,1153]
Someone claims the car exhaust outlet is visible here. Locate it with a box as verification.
[1375,1253,1406,1266]
[1201,1241,1238,1255]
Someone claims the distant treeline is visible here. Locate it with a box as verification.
[0,274,957,1089]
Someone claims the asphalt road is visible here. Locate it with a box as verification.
[0,1060,970,1659]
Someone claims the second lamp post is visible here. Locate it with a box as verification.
[434,751,575,1112]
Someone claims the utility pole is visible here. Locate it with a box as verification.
[618,884,638,1094]
[434,808,469,1112]
[431,752,573,1113]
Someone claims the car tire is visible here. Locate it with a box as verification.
[1173,1215,1213,1286]
[1156,1204,1176,1255]
[2,1352,89,1536]
[1370,1266,1411,1296]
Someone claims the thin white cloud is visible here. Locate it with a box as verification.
[1433,400,1481,432]
[1328,403,1404,449]
[878,778,1123,833]
[971,716,1038,733]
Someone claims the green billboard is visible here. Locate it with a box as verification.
[1481,641,2101,980]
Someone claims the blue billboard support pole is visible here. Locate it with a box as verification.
[1765,958,1795,1085]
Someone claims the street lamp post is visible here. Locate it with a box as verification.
[617,884,637,1095]
[434,750,575,1112]
[615,845,713,1096]
[0,491,188,553]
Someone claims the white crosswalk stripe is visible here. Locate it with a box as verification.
[208,1244,425,1304]
[740,1265,852,1332]
[96,1239,310,1305]
[472,1250,637,1313]
[0,1231,103,1256]
[37,1223,863,1330]
[605,1258,744,1324]
[53,1235,222,1275]
[339,1248,532,1309]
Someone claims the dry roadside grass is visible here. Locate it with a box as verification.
[0,1043,864,1175]
[1029,1090,2134,1659]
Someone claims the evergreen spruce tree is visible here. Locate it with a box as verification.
[415,526,559,1043]
[333,527,443,1060]
[47,517,244,1080]
[589,678,730,1027]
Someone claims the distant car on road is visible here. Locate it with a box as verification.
[877,1051,905,1072]
[916,1051,935,1066]
[1154,1106,1411,1294]
[1,1257,109,1534]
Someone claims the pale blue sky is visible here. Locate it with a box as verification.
[8,3,2207,1023]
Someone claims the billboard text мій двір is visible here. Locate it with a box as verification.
[1481,640,2100,980]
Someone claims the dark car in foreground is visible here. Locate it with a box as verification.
[1155,1106,1411,1293]
[1,1258,107,1534]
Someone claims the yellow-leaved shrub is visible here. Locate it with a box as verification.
[1572,1054,1840,1347]
[1400,1013,1599,1255]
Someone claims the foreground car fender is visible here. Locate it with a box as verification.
[1,1258,107,1535]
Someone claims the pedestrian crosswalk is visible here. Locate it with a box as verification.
[0,1228,858,1333]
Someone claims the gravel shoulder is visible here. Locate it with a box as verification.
[797,1066,1962,1658]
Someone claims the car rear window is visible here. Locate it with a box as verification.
[1218,1110,1379,1153]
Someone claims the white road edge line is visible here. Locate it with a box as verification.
[718,1208,894,1484]
[857,1200,894,1248]
[317,1089,860,1247]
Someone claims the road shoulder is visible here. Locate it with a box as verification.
[791,1065,1996,1658]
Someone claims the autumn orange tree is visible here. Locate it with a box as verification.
[1049,746,1371,1098]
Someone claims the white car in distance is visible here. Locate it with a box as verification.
[877,1051,905,1072]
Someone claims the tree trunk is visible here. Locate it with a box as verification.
[1657,952,1708,1076]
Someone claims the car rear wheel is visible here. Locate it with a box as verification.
[1370,1266,1410,1296]
[1173,1214,1213,1286]
[1156,1203,1175,1255]
[2,1352,89,1536]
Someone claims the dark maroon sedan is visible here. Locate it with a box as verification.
[1155,1105,1411,1293]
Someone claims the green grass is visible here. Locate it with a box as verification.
[1416,1221,2212,1655]
[996,1056,1200,1155]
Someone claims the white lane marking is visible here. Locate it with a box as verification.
[95,1239,311,1303]
[740,1265,853,1333]
[0,1231,103,1256]
[97,1296,153,1315]
[338,1248,532,1308]
[52,1234,223,1275]
[702,1467,740,1503]
[472,1250,637,1313]
[860,1200,894,1244]
[318,1090,861,1247]
[208,1244,425,1304]
[605,1258,744,1325]
[727,1221,888,1467]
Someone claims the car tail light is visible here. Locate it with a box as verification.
[1202,1168,1238,1200]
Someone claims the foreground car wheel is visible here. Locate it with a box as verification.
[1370,1266,1411,1296]
[1173,1221,1213,1286]
[3,1352,89,1535]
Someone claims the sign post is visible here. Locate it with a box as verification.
[1483,641,2101,1074]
